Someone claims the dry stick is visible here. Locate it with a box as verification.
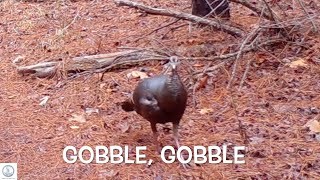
[296,0,318,32]
[81,42,251,79]
[118,46,171,57]
[234,38,292,142]
[230,94,249,145]
[226,28,263,145]
[261,0,290,39]
[161,23,189,39]
[151,37,177,56]
[238,57,253,90]
[295,27,313,55]
[17,39,283,80]
[259,15,313,30]
[236,0,289,40]
[188,39,284,77]
[57,9,80,35]
[236,25,262,90]
[261,0,277,22]
[114,0,244,37]
[227,27,261,90]
[229,0,273,21]
[70,57,167,80]
[133,19,181,42]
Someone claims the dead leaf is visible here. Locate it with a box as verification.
[288,58,308,68]
[8,95,16,99]
[195,75,208,91]
[305,119,320,133]
[85,108,99,115]
[12,55,24,64]
[68,114,86,123]
[119,122,130,133]
[39,96,50,106]
[220,46,229,55]
[250,137,265,144]
[255,53,268,64]
[199,108,213,115]
[70,125,80,129]
[99,169,119,177]
[106,88,113,93]
[193,63,203,67]
[99,83,106,89]
[106,88,117,93]
[187,39,197,45]
[127,70,148,79]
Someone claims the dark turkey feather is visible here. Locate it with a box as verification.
[121,57,188,168]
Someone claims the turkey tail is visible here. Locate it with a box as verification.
[121,99,135,112]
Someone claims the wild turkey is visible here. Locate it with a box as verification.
[192,0,230,19]
[121,56,188,157]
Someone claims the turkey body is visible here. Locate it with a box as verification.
[121,59,188,155]
[133,74,187,126]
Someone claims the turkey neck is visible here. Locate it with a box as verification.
[165,67,185,98]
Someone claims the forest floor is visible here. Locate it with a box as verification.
[0,0,320,179]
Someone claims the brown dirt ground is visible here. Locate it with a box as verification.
[0,0,320,179]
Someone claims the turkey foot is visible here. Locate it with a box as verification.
[151,123,162,154]
[173,124,190,169]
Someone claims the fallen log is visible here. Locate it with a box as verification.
[16,49,167,78]
[15,38,284,79]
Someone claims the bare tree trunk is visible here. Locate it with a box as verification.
[191,0,230,19]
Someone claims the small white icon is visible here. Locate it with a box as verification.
[0,163,17,180]
[2,165,14,177]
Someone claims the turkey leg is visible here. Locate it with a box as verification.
[151,123,161,153]
[173,123,187,169]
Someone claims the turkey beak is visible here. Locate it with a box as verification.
[171,63,177,70]
[170,61,181,70]
[169,56,180,70]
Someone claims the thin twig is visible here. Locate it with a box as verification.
[229,0,273,21]
[230,93,249,145]
[261,0,277,22]
[133,19,181,42]
[262,0,291,39]
[295,27,313,54]
[296,0,318,32]
[227,27,261,90]
[114,0,244,37]
[160,23,188,39]
[238,56,253,90]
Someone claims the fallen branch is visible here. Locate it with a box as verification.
[114,0,244,37]
[16,50,166,78]
[229,0,274,21]
[296,0,318,33]
[230,93,250,145]
[227,26,261,89]
[16,38,284,79]
[133,18,181,42]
